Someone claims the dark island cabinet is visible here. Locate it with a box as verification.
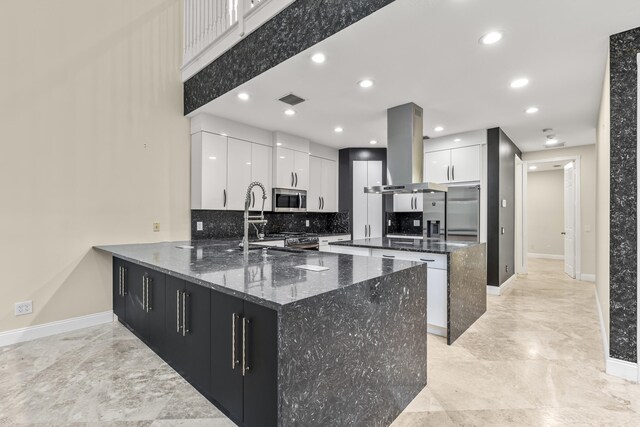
[165,276,211,395]
[210,290,278,427]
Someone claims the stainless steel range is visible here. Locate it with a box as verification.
[265,232,319,250]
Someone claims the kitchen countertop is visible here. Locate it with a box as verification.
[95,239,416,310]
[330,237,481,254]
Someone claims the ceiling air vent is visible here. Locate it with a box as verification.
[278,93,306,106]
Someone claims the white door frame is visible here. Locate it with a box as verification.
[515,155,526,275]
[520,156,581,278]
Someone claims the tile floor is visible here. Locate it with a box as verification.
[1,259,637,426]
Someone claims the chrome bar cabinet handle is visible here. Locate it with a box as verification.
[420,259,435,262]
[182,292,188,337]
[142,276,146,311]
[242,317,250,376]
[223,189,227,207]
[452,165,455,181]
[447,165,450,181]
[176,290,181,333]
[291,172,294,187]
[122,267,127,295]
[232,313,239,369]
[146,277,152,312]
[294,172,298,187]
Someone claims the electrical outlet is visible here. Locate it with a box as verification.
[15,300,33,316]
[153,222,160,232]
[196,221,203,231]
[305,220,310,227]
[413,220,421,227]
[388,220,391,226]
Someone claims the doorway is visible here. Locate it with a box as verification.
[516,157,581,279]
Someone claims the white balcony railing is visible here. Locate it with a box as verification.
[183,0,267,67]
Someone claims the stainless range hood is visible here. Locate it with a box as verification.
[365,103,447,194]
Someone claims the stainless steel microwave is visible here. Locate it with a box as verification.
[273,188,307,212]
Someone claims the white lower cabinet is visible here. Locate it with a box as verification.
[369,249,448,336]
[319,235,351,252]
[329,245,371,256]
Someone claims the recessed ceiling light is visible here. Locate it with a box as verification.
[279,156,286,159]
[454,138,461,142]
[359,79,374,88]
[237,92,250,101]
[525,107,539,114]
[369,140,378,145]
[311,53,326,64]
[510,78,529,89]
[529,165,537,170]
[208,156,217,160]
[220,133,228,136]
[284,109,296,116]
[434,126,444,132]
[545,138,559,146]
[480,31,503,45]
[246,162,251,165]
[334,127,344,133]
[276,142,282,146]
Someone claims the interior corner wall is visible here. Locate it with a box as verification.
[0,0,190,333]
[487,128,522,287]
[609,28,640,363]
[596,55,611,343]
[526,170,564,257]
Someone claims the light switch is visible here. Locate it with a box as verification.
[501,200,507,208]
[306,220,310,227]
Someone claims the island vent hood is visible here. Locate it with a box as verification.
[365,102,447,195]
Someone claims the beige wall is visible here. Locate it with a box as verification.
[527,170,564,256]
[523,144,596,276]
[596,58,611,339]
[0,1,190,333]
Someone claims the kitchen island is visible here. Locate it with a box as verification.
[330,237,487,344]
[96,240,427,427]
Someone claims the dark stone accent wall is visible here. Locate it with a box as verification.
[184,0,396,114]
[386,212,422,235]
[338,148,388,237]
[609,28,640,363]
[487,128,522,287]
[191,210,349,240]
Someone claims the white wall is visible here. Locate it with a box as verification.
[527,170,565,256]
[0,0,190,333]
[523,145,596,275]
[596,57,611,339]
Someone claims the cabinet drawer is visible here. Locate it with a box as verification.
[329,246,371,256]
[319,234,352,245]
[370,249,447,269]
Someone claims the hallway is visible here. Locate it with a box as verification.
[392,258,640,426]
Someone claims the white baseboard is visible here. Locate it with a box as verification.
[487,274,517,296]
[606,358,638,382]
[0,311,114,347]
[594,288,610,364]
[528,253,564,260]
[580,273,596,282]
[427,324,447,337]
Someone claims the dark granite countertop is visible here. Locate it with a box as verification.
[330,237,482,254]
[95,240,419,310]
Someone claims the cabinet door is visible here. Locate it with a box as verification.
[125,263,146,338]
[142,268,166,354]
[321,159,337,212]
[113,258,128,321]
[352,161,369,240]
[199,133,228,209]
[424,150,451,183]
[393,194,414,212]
[251,144,273,211]
[307,156,322,212]
[414,193,424,211]
[367,161,383,239]
[275,147,295,189]
[183,281,211,394]
[227,138,253,211]
[427,268,448,328]
[211,290,244,424]
[164,276,185,369]
[451,145,480,182]
[243,301,278,427]
[293,151,309,190]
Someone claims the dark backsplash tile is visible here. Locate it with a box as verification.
[191,210,350,240]
[386,212,422,235]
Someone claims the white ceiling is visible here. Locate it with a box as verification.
[527,159,572,173]
[194,0,640,152]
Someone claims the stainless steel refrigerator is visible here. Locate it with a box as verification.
[423,185,480,242]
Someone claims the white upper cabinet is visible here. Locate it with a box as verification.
[450,145,481,183]
[424,145,481,184]
[250,143,273,211]
[308,156,338,212]
[294,151,309,190]
[274,147,309,190]
[226,138,253,211]
[192,132,228,210]
[393,193,423,212]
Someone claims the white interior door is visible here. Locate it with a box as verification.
[563,162,576,278]
[352,161,368,240]
[367,161,383,238]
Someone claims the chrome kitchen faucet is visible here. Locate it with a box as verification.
[242,181,268,256]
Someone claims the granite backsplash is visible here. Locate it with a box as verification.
[191,210,350,240]
[386,212,423,235]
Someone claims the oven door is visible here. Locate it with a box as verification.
[273,189,307,212]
